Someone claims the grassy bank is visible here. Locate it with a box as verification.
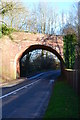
[44,78,79,118]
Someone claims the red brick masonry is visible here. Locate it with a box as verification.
[0,32,63,80]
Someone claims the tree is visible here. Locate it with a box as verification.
[0,0,29,30]
[62,23,77,35]
[20,53,31,77]
[25,2,59,34]
[20,50,57,77]
[36,2,48,34]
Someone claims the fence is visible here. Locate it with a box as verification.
[64,69,80,95]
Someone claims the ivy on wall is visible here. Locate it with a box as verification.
[63,34,77,69]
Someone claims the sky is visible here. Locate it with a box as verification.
[21,0,79,2]
[20,0,78,12]
[4,0,79,12]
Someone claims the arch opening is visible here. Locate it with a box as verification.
[16,45,65,78]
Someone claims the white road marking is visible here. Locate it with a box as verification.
[0,79,41,100]
[13,92,17,95]
[49,80,54,84]
[24,86,27,88]
[28,73,44,80]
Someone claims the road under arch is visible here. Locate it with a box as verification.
[16,44,65,78]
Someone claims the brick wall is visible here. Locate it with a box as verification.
[0,32,63,80]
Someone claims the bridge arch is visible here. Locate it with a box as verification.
[15,44,65,78]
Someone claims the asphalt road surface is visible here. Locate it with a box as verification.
[1,70,61,119]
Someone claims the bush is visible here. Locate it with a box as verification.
[0,24,17,36]
[0,26,2,38]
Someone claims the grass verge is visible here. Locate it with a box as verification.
[44,77,79,118]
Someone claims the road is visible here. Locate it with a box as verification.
[1,70,60,119]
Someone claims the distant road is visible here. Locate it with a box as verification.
[2,70,61,119]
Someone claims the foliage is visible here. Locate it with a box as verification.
[2,24,12,35]
[0,26,2,38]
[32,53,56,71]
[63,34,77,69]
[1,24,17,36]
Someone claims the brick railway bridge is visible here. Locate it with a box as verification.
[0,32,64,80]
